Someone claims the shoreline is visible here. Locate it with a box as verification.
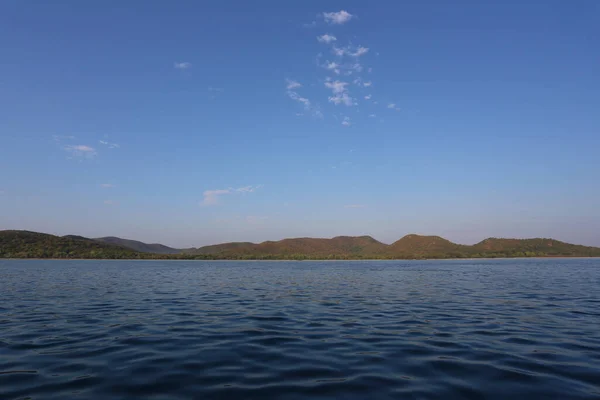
[2,256,598,262]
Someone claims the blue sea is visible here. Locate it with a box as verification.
[1,259,599,399]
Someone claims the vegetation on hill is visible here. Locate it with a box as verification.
[1,230,600,260]
[0,231,143,259]
[189,236,388,259]
[94,236,180,254]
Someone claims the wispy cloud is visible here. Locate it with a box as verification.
[325,80,354,106]
[100,183,114,188]
[286,80,322,117]
[351,46,369,57]
[329,93,354,106]
[64,145,96,158]
[388,103,401,111]
[201,185,262,206]
[208,87,224,92]
[286,79,302,90]
[287,90,311,107]
[325,80,348,94]
[331,45,368,59]
[364,94,372,100]
[341,116,351,126]
[317,34,337,43]
[323,10,354,25]
[324,61,340,74]
[174,62,191,69]
[351,63,363,72]
[363,81,372,87]
[99,140,120,149]
[344,204,366,208]
[332,46,346,57]
[369,114,377,118]
[52,135,75,142]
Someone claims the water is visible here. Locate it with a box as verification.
[1,259,599,399]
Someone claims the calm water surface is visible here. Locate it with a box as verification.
[1,259,599,399]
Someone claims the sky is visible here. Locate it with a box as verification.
[1,0,599,248]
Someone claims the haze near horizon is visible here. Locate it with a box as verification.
[1,1,599,248]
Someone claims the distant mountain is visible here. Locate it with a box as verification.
[94,236,180,254]
[2,230,600,260]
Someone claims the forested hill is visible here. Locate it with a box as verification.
[0,231,144,259]
[2,230,600,260]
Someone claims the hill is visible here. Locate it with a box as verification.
[0,230,143,259]
[189,235,388,259]
[2,230,600,260]
[388,234,470,258]
[95,236,180,254]
[471,238,600,258]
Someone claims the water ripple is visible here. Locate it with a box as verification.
[1,258,599,399]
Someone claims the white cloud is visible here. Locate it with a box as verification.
[344,204,366,208]
[317,34,337,43]
[236,185,261,194]
[369,114,376,118]
[363,81,372,87]
[286,79,302,90]
[352,63,363,72]
[208,87,224,92]
[325,80,348,94]
[325,80,354,106]
[388,103,401,111]
[364,94,372,100]
[329,93,354,106]
[323,10,354,25]
[341,116,351,126]
[99,140,120,149]
[174,62,191,69]
[64,145,96,158]
[324,61,340,74]
[287,90,311,107]
[201,185,261,206]
[325,80,355,106]
[351,46,369,57]
[332,46,346,57]
[100,183,114,188]
[286,82,323,118]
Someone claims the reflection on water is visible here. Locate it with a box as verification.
[1,259,599,399]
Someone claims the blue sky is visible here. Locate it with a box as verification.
[1,1,599,247]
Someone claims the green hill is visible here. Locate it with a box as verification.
[0,230,142,259]
[471,238,600,258]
